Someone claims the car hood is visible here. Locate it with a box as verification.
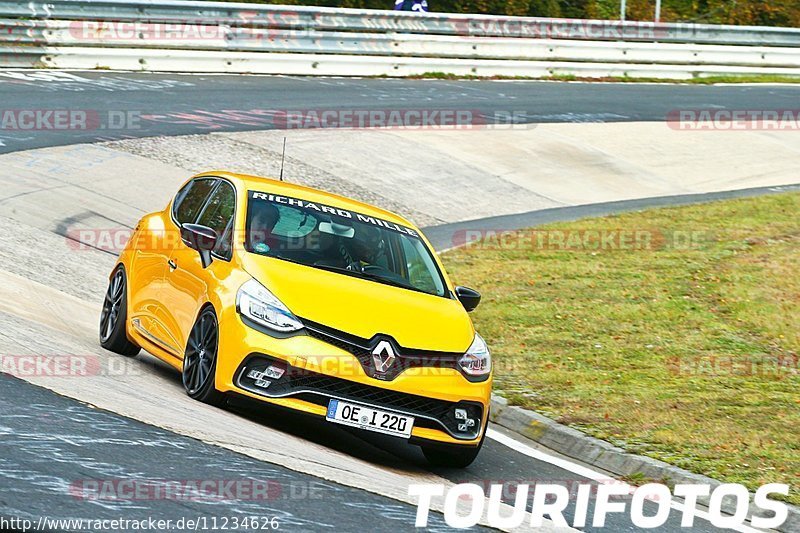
[240,253,474,353]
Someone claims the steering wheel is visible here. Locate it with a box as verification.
[346,262,364,272]
[361,265,410,287]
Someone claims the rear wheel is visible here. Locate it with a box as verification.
[422,429,486,468]
[99,266,139,356]
[182,307,226,407]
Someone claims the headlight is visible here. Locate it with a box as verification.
[236,278,303,333]
[458,333,491,377]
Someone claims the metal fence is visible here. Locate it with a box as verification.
[1,0,799,78]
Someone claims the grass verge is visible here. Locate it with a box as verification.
[442,192,799,503]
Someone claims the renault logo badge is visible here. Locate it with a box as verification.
[371,339,396,373]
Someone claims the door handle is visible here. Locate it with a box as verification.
[168,259,178,271]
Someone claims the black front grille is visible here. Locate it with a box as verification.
[287,370,452,418]
[236,354,483,440]
[300,317,463,381]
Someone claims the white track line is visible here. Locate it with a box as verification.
[487,428,766,533]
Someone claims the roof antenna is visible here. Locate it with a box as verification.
[279,137,287,182]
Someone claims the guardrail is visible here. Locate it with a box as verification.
[1,0,799,78]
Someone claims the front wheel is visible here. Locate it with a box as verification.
[99,266,139,357]
[421,430,486,468]
[182,306,226,407]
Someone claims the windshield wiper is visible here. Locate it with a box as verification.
[311,264,428,294]
[358,270,423,293]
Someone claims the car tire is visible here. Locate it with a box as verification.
[421,429,486,468]
[182,306,226,407]
[99,266,140,357]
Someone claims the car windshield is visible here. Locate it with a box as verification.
[244,191,447,297]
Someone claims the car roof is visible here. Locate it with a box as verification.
[195,171,418,230]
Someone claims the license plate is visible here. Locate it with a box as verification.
[326,399,414,438]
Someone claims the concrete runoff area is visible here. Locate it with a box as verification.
[109,123,800,227]
[1,121,796,248]
[217,124,800,219]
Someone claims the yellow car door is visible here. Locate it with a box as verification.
[126,212,172,348]
[126,178,212,355]
[160,179,237,359]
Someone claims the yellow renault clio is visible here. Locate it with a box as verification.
[99,172,491,467]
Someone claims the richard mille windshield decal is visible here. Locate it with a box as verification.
[250,191,419,237]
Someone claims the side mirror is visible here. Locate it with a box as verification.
[181,223,218,268]
[455,286,481,312]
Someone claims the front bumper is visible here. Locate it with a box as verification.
[215,311,491,446]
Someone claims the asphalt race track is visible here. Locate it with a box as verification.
[2,70,800,153]
[2,71,797,532]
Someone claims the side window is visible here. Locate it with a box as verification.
[196,182,236,260]
[400,237,440,295]
[173,178,217,225]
